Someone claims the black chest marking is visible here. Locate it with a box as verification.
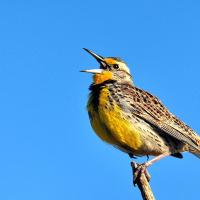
[89,80,116,110]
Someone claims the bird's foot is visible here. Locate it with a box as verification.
[131,153,171,186]
[131,162,151,186]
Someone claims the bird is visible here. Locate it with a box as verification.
[81,48,200,170]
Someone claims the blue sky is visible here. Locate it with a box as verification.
[0,0,200,199]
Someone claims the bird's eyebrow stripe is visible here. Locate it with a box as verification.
[105,57,125,63]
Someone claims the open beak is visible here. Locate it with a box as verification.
[81,48,107,74]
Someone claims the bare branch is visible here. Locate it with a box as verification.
[131,162,156,200]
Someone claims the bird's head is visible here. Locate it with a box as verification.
[81,48,133,85]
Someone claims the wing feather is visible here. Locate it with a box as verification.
[111,83,200,152]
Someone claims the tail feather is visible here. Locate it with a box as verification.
[190,135,200,159]
[193,152,200,159]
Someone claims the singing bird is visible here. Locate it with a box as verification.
[81,48,200,169]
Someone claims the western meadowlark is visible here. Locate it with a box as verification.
[81,48,200,170]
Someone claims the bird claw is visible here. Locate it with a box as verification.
[132,163,151,186]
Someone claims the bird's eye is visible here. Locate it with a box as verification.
[113,64,119,69]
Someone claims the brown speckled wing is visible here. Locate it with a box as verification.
[111,83,200,152]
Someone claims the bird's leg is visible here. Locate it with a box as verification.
[129,153,137,159]
[144,152,171,168]
[133,152,171,184]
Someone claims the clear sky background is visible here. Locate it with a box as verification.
[0,1,200,199]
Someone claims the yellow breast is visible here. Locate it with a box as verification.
[87,87,143,153]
